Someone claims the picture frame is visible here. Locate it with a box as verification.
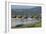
[5,1,45,33]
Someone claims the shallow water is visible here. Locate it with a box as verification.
[11,18,39,27]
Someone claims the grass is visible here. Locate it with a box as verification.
[32,21,41,27]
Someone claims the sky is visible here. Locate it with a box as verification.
[11,5,39,9]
